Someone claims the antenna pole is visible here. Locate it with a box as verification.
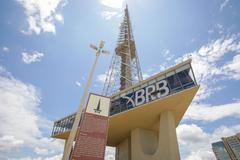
[63,41,109,160]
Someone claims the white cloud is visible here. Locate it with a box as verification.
[139,35,240,123]
[101,11,118,20]
[144,35,240,102]
[44,154,62,160]
[100,0,124,9]
[176,34,240,101]
[55,14,64,23]
[22,51,44,64]
[220,0,230,11]
[97,73,107,84]
[185,102,240,122]
[185,150,215,160]
[75,81,82,87]
[17,0,67,35]
[208,29,214,34]
[142,73,150,80]
[16,147,114,160]
[0,135,24,152]
[177,124,209,147]
[14,154,63,160]
[0,65,63,159]
[0,74,41,140]
[211,125,240,141]
[142,69,161,80]
[172,34,240,159]
[0,66,12,77]
[216,24,224,35]
[177,124,214,160]
[162,49,174,61]
[99,0,124,20]
[177,123,240,160]
[221,54,240,80]
[2,47,10,52]
[34,147,49,156]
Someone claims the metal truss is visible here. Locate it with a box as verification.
[102,5,143,96]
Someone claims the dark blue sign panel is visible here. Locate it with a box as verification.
[110,66,196,116]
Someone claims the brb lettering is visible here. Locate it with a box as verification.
[122,80,170,107]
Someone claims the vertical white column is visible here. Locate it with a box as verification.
[63,54,100,160]
[158,111,180,160]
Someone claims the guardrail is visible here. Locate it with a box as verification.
[110,61,197,116]
[51,59,197,137]
[51,113,76,137]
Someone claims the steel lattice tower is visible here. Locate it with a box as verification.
[102,5,143,96]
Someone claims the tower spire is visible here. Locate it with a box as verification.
[103,5,143,96]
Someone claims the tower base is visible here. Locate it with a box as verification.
[115,111,180,160]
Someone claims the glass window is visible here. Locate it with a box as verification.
[189,67,196,84]
[110,100,121,115]
[166,74,182,90]
[121,104,128,112]
[177,69,194,86]
[176,64,190,73]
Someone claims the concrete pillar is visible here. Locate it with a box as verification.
[116,137,131,160]
[131,128,158,160]
[64,139,68,153]
[117,110,180,160]
[158,110,180,160]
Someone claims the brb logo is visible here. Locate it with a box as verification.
[122,80,170,107]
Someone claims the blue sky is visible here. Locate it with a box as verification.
[0,0,240,160]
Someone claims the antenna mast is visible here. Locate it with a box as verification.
[103,5,143,96]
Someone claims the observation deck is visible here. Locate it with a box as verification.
[51,59,199,145]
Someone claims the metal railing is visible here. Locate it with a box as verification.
[110,63,197,116]
[51,113,76,137]
[51,61,197,137]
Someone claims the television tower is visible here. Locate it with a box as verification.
[102,5,143,96]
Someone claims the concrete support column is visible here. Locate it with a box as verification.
[63,139,69,157]
[158,111,180,160]
[117,111,180,160]
[116,137,131,160]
